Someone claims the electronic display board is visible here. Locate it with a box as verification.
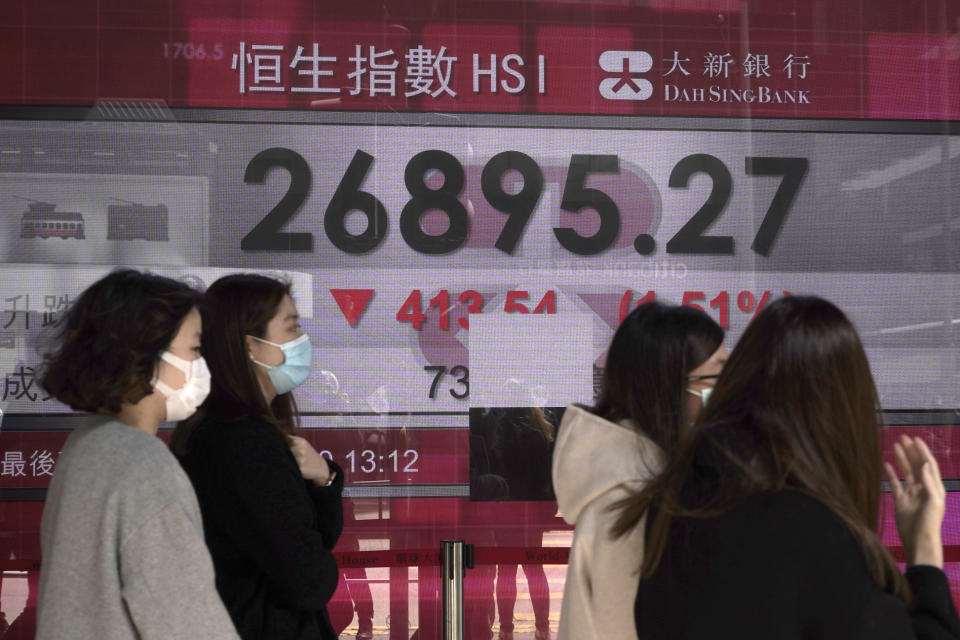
[1,1,959,637]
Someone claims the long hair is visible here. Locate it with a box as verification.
[593,301,724,456]
[171,273,299,454]
[613,296,907,599]
[40,269,199,414]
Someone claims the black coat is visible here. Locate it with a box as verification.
[635,490,960,639]
[178,417,344,640]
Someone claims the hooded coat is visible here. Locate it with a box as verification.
[552,404,663,640]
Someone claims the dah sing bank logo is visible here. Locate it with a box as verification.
[598,50,653,100]
[599,49,813,104]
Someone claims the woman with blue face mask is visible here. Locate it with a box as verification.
[172,274,344,640]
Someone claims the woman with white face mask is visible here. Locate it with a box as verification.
[552,302,725,640]
[172,274,343,640]
[36,269,238,640]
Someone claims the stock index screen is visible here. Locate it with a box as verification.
[0,0,959,634]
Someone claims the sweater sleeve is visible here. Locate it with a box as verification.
[120,500,240,640]
[905,565,960,639]
[214,423,342,611]
[836,567,960,640]
[305,458,345,550]
[791,495,960,640]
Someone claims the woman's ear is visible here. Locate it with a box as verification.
[244,335,258,358]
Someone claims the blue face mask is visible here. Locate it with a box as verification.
[248,333,312,395]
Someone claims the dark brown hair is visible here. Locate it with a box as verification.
[40,269,200,414]
[171,273,299,454]
[594,301,724,456]
[612,295,907,599]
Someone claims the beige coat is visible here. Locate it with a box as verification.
[552,405,663,640]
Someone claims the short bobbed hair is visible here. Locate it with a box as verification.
[40,269,200,414]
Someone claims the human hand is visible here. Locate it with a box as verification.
[883,435,945,568]
[288,435,333,486]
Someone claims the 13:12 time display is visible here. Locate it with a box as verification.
[331,449,421,474]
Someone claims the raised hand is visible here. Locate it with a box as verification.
[288,435,334,487]
[883,435,946,568]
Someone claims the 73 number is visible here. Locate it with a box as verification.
[424,365,469,399]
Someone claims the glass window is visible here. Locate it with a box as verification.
[1,2,958,638]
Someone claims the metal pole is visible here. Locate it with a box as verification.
[441,540,465,640]
[388,565,408,640]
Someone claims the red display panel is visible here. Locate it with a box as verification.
[0,0,957,119]
[1,2,959,638]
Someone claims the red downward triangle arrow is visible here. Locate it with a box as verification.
[330,289,375,328]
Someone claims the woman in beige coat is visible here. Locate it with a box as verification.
[552,302,725,640]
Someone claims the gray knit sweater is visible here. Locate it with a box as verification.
[37,415,239,640]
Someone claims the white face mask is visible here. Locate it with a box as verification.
[686,386,712,407]
[153,352,211,422]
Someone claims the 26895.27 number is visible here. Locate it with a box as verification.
[241,147,808,257]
